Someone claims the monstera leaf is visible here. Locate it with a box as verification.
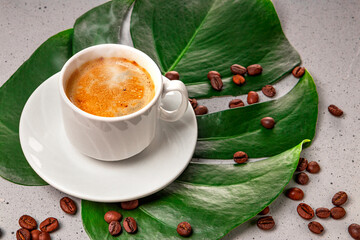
[195,71,318,159]
[130,0,301,98]
[82,140,308,239]
[0,29,73,185]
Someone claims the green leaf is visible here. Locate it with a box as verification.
[0,29,73,186]
[82,140,308,239]
[130,0,301,98]
[195,70,318,159]
[72,0,134,54]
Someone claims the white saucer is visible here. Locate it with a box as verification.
[19,73,197,202]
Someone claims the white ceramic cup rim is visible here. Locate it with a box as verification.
[58,44,163,122]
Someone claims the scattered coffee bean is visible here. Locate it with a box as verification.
[297,203,314,220]
[247,64,263,76]
[123,217,137,234]
[189,98,198,109]
[292,66,305,78]
[31,229,41,240]
[39,217,59,233]
[39,232,51,240]
[332,191,348,206]
[16,228,31,240]
[109,221,122,236]
[295,172,309,185]
[260,117,275,129]
[121,200,139,210]
[233,151,248,164]
[232,74,246,85]
[348,223,360,239]
[207,71,221,80]
[165,71,180,80]
[296,157,308,171]
[104,211,122,223]
[258,206,270,215]
[230,64,247,75]
[194,105,208,115]
[285,187,304,200]
[210,75,223,91]
[330,206,346,219]
[316,207,330,219]
[328,104,343,117]
[19,215,37,230]
[306,161,320,173]
[262,85,276,97]
[308,221,324,234]
[257,216,275,230]
[229,99,245,109]
[60,197,77,215]
[247,91,259,104]
[177,222,192,237]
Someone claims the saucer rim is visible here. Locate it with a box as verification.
[19,72,197,202]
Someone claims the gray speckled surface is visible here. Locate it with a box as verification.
[0,0,359,239]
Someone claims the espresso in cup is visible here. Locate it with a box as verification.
[65,57,155,117]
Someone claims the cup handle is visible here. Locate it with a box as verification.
[160,76,188,122]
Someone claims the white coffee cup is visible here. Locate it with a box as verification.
[58,44,188,161]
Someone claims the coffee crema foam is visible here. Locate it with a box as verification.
[66,57,155,117]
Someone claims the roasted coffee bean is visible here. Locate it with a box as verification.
[297,203,314,220]
[210,75,223,91]
[258,206,270,215]
[194,105,208,115]
[247,64,263,76]
[257,216,275,230]
[232,74,246,85]
[19,215,37,230]
[104,211,122,223]
[247,91,259,104]
[296,157,308,171]
[165,71,180,80]
[123,217,137,234]
[330,206,346,219]
[229,99,245,109]
[332,191,348,206]
[177,222,192,237]
[189,98,198,109]
[40,217,59,233]
[233,151,248,164]
[31,229,41,240]
[262,85,276,97]
[328,104,343,117]
[207,71,221,80]
[39,232,51,240]
[316,208,330,219]
[121,200,139,210]
[306,161,320,173]
[348,223,360,239]
[308,221,324,234]
[295,172,309,185]
[60,197,77,215]
[109,221,121,236]
[230,64,247,75]
[16,228,31,240]
[285,187,304,200]
[292,66,305,78]
[261,117,275,129]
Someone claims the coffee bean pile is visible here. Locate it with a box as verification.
[104,200,139,236]
[15,196,77,240]
[166,64,277,117]
[16,215,58,240]
[282,158,358,238]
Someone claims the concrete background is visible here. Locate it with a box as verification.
[1,0,359,239]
